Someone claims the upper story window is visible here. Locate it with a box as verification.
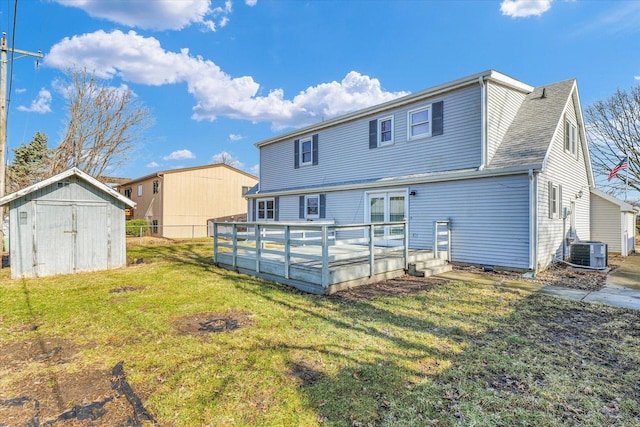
[300,138,313,166]
[294,134,319,168]
[153,180,159,194]
[378,116,394,146]
[564,118,577,157]
[137,184,143,197]
[408,106,431,139]
[124,187,132,198]
[257,198,275,221]
[407,101,444,141]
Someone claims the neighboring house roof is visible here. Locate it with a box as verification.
[255,69,533,149]
[591,188,636,213]
[0,167,136,208]
[120,163,258,187]
[489,79,575,170]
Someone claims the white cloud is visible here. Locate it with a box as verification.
[146,161,159,168]
[53,0,223,31]
[229,133,243,141]
[15,88,26,94]
[163,149,195,161]
[500,0,552,18]
[45,30,408,130]
[249,164,259,176]
[17,88,52,113]
[245,0,257,6]
[634,76,640,81]
[211,150,243,169]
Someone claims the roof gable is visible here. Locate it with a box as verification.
[0,167,136,207]
[591,188,636,212]
[488,79,576,170]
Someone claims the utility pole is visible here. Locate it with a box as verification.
[0,32,43,250]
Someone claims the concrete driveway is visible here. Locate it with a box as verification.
[540,253,640,311]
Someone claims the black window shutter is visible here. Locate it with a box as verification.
[432,101,443,136]
[299,196,305,219]
[369,120,378,149]
[319,194,326,219]
[294,139,300,169]
[274,197,280,221]
[252,199,257,221]
[312,134,319,165]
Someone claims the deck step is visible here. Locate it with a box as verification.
[406,261,452,278]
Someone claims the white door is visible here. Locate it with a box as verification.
[366,190,407,246]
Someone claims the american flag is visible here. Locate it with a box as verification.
[607,156,628,181]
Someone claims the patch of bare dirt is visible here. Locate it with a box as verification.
[0,357,157,426]
[330,275,448,301]
[287,361,325,387]
[173,311,253,336]
[0,338,77,368]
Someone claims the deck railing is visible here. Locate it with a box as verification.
[212,221,409,288]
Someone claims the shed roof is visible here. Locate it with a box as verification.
[590,188,636,213]
[0,167,136,208]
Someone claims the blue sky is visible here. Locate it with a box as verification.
[2,0,639,180]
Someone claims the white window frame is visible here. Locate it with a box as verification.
[137,184,143,197]
[407,105,431,140]
[378,116,394,146]
[550,184,559,219]
[124,187,132,198]
[565,118,577,157]
[153,180,159,194]
[305,194,320,219]
[257,197,275,221]
[299,137,313,166]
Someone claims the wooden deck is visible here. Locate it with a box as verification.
[212,221,451,294]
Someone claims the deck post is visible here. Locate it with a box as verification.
[369,224,375,277]
[403,221,409,269]
[232,224,238,268]
[284,225,290,279]
[255,224,261,273]
[213,221,218,263]
[321,225,329,288]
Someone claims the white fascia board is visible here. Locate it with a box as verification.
[0,167,136,208]
[248,165,539,198]
[590,188,635,212]
[255,70,534,149]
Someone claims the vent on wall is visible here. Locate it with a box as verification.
[570,241,608,268]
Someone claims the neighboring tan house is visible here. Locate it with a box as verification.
[120,164,258,239]
[247,70,597,271]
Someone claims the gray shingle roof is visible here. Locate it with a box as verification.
[488,78,575,170]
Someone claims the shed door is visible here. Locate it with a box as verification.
[35,201,109,276]
[35,203,75,276]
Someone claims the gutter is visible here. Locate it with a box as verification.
[529,168,538,270]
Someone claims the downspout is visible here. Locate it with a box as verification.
[529,169,538,270]
[479,76,487,171]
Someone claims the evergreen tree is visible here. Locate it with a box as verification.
[7,132,52,192]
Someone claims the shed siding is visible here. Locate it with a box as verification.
[259,84,482,192]
[590,193,621,252]
[537,93,591,268]
[7,176,128,279]
[273,174,530,269]
[624,212,636,255]
[486,81,527,164]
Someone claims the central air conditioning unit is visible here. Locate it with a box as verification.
[570,241,608,268]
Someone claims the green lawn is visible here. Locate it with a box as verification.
[1,240,639,426]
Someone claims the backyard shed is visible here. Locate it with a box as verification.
[0,167,135,279]
[590,188,636,256]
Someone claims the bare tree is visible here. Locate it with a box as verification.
[50,68,152,178]
[211,150,243,169]
[586,84,640,194]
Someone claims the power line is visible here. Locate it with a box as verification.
[7,0,17,111]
